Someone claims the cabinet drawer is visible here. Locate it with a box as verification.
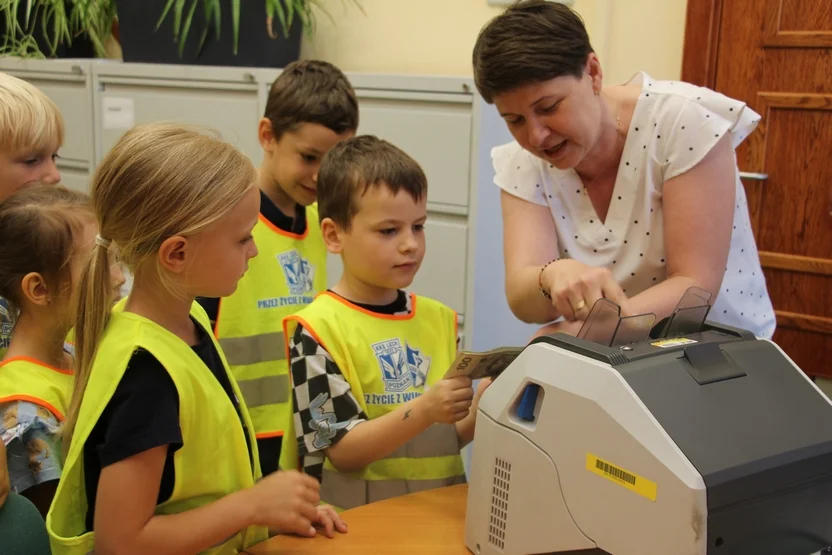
[354,96,472,209]
[97,83,261,163]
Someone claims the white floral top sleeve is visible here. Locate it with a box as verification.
[491,72,776,339]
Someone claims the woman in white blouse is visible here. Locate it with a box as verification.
[472,0,775,339]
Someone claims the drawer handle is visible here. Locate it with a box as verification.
[739,171,769,181]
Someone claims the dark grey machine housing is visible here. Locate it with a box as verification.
[532,322,832,555]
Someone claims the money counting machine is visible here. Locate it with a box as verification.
[465,288,832,555]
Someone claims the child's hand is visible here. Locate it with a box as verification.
[424,376,474,424]
[313,504,348,538]
[251,470,320,537]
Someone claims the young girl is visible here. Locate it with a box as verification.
[46,123,345,555]
[0,185,124,517]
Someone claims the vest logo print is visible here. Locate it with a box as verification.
[256,249,316,309]
[372,338,431,395]
[0,299,12,349]
[309,392,351,450]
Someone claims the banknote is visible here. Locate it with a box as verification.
[444,346,524,380]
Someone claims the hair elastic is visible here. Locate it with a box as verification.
[94,235,111,248]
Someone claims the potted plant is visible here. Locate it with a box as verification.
[115,0,363,68]
[0,0,111,59]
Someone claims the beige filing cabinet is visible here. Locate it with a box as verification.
[0,58,539,351]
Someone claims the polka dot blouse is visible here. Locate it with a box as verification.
[492,72,776,339]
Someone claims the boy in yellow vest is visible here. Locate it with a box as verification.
[283,136,491,510]
[0,72,64,359]
[203,60,358,476]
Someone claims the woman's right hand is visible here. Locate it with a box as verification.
[250,470,322,537]
[541,259,630,322]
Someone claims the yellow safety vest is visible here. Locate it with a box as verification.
[0,296,13,360]
[46,302,268,555]
[0,356,72,421]
[283,292,466,510]
[215,206,327,448]
[64,296,126,356]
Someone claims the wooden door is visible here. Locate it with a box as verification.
[682,0,832,377]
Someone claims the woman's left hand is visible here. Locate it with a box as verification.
[313,504,348,538]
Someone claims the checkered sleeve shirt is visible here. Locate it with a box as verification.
[288,293,460,482]
[288,323,369,482]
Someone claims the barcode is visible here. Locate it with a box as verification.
[596,459,637,485]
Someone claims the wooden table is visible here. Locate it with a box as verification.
[245,484,471,554]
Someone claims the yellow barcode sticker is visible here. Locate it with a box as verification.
[586,453,657,501]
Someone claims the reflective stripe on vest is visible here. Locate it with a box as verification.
[215,206,327,444]
[283,292,464,509]
[46,302,267,555]
[219,331,286,366]
[0,357,72,422]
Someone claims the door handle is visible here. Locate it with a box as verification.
[739,171,769,181]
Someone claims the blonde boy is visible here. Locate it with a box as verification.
[0,72,64,358]
[283,136,489,510]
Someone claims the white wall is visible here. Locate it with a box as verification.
[302,0,688,82]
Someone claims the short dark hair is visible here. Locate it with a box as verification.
[264,60,359,139]
[317,136,427,230]
[472,0,594,103]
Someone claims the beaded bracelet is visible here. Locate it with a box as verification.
[538,258,559,299]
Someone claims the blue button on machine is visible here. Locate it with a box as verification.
[517,383,540,422]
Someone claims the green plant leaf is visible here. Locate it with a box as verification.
[173,0,185,39]
[231,0,239,55]
[178,0,199,57]
[284,0,295,30]
[266,0,288,38]
[154,0,177,31]
[23,0,32,28]
[196,0,220,57]
[210,0,220,38]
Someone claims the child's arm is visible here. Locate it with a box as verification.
[290,325,474,475]
[0,400,62,517]
[93,445,322,555]
[325,378,473,472]
[455,378,494,447]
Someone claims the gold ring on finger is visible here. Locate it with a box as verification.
[574,299,587,312]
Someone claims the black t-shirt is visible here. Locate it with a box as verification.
[83,318,242,531]
[328,289,409,315]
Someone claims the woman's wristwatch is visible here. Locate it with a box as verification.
[538,258,559,299]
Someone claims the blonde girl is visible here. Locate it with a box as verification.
[46,123,344,555]
[0,185,124,517]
